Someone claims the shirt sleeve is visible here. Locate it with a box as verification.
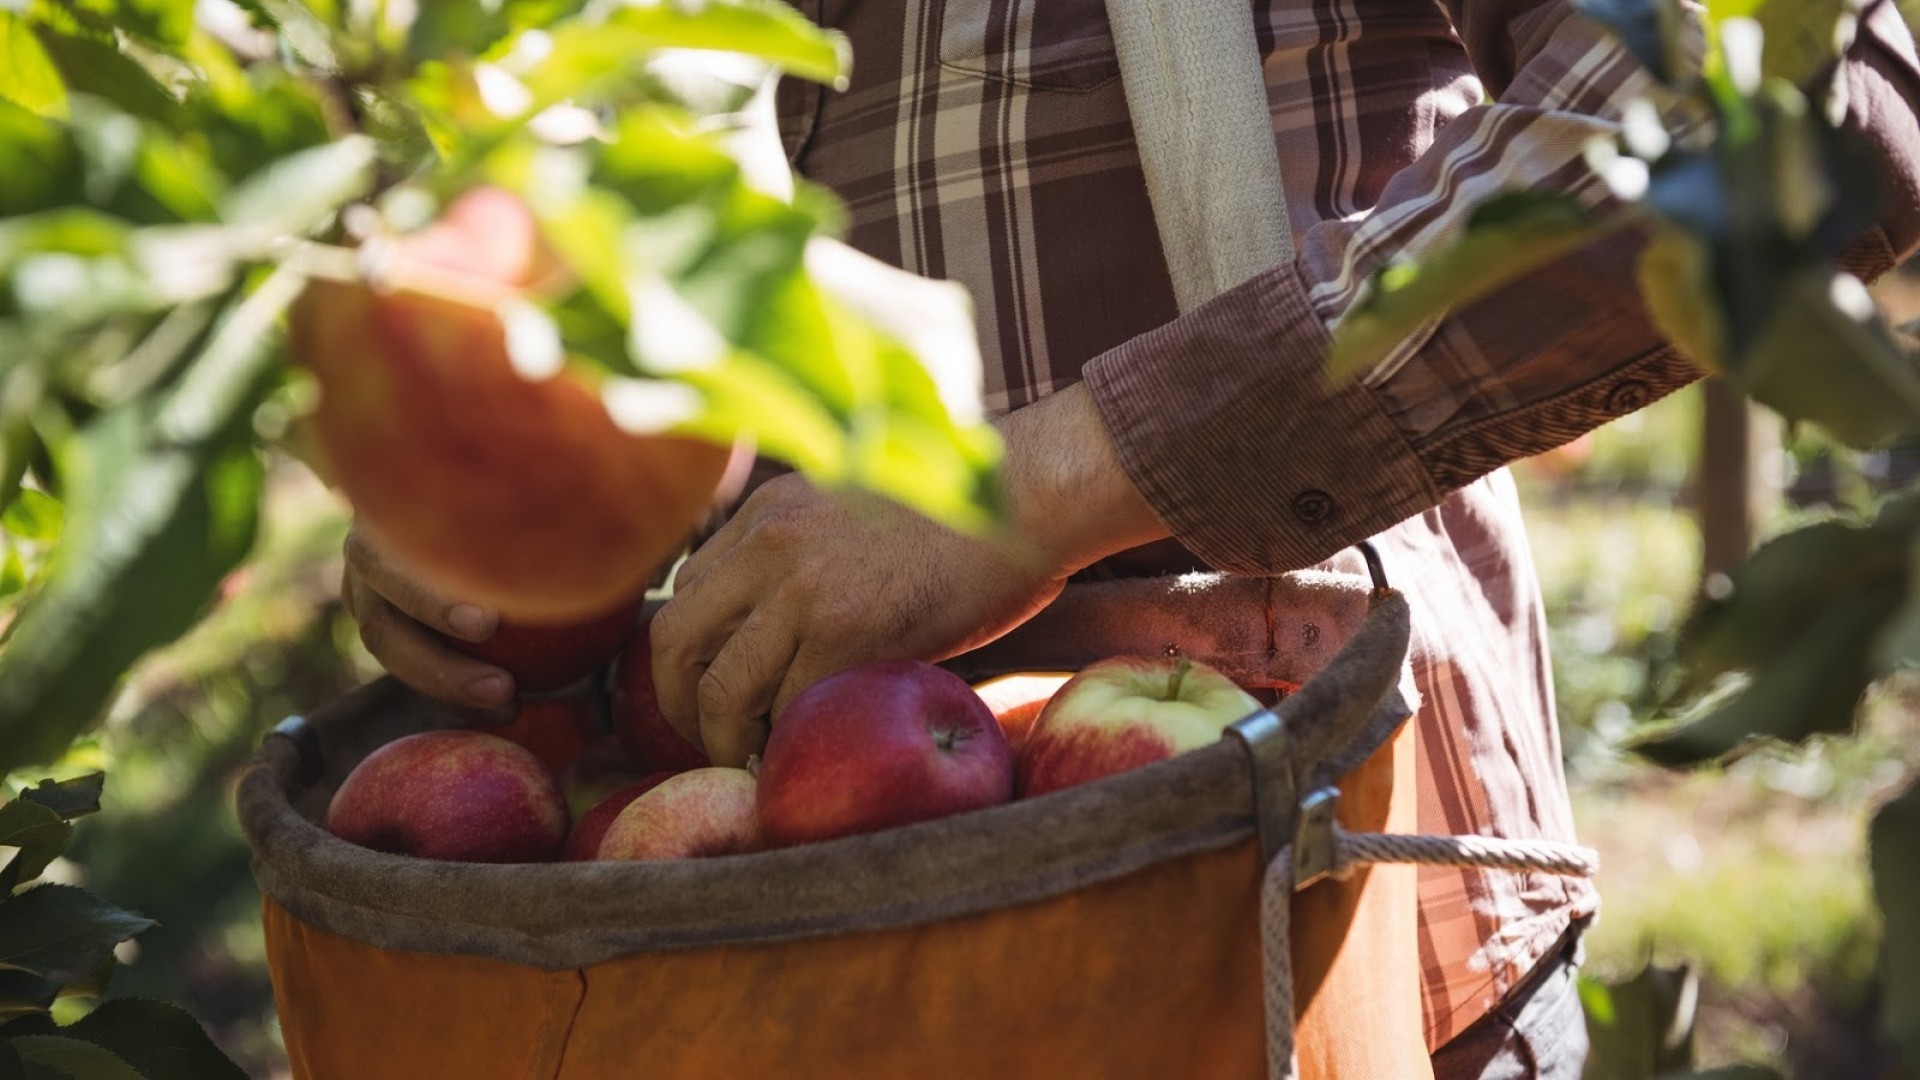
[1080,0,1920,576]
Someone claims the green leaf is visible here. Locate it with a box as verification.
[1872,779,1920,1070]
[0,15,68,122]
[1582,964,1699,1080]
[32,30,180,130]
[0,800,71,893]
[528,0,850,103]
[2,491,61,546]
[1655,1068,1786,1079]
[0,1033,22,1079]
[0,886,153,985]
[1632,502,1918,764]
[0,268,295,775]
[7,1035,142,1080]
[221,136,375,236]
[17,776,102,822]
[1327,193,1612,386]
[60,999,244,1080]
[1736,270,1920,449]
[1575,0,1690,83]
[1705,0,1851,88]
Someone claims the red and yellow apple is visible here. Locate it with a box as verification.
[757,660,1014,848]
[287,187,732,623]
[1017,657,1263,797]
[325,730,569,862]
[611,615,710,773]
[448,596,641,694]
[563,772,676,861]
[596,768,759,860]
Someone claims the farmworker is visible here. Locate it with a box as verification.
[344,0,1920,1074]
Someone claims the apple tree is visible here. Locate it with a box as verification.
[0,0,1002,1068]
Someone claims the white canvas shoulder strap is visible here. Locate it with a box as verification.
[1103,0,1295,313]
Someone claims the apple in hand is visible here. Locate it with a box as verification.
[326,731,569,862]
[758,661,1014,848]
[446,596,642,694]
[563,772,676,860]
[1017,657,1263,798]
[596,768,759,860]
[611,615,709,773]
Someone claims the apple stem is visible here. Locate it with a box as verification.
[1166,658,1191,700]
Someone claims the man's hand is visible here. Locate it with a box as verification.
[339,527,515,712]
[651,382,1170,765]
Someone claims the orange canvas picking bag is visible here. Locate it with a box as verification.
[238,562,1437,1079]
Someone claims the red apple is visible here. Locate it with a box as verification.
[757,660,1013,848]
[611,615,709,772]
[489,696,602,778]
[1017,657,1263,798]
[562,772,676,860]
[970,671,1072,754]
[595,768,759,860]
[447,596,641,694]
[325,730,568,862]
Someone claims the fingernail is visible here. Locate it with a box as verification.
[449,604,494,641]
[467,674,512,706]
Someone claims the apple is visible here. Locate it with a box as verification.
[448,596,641,694]
[488,696,603,778]
[969,671,1073,754]
[326,730,569,862]
[1017,657,1263,798]
[595,768,759,860]
[287,186,733,623]
[562,772,676,860]
[757,660,1014,848]
[611,615,709,773]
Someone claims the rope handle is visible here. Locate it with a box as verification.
[1259,820,1600,1080]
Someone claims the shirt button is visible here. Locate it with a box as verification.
[1607,379,1652,413]
[1291,490,1336,526]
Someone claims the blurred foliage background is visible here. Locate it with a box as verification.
[34,260,1919,1078]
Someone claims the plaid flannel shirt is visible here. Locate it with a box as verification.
[773,0,1920,1046]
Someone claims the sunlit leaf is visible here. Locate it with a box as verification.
[1328,192,1611,385]
[0,15,69,121]
[220,136,375,236]
[60,999,246,1080]
[1872,779,1920,1070]
[33,29,181,130]
[1639,227,1727,370]
[0,269,295,775]
[2,490,62,545]
[1705,0,1851,88]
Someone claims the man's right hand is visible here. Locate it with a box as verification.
[339,527,516,711]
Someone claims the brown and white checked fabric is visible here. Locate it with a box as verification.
[771,0,1920,1049]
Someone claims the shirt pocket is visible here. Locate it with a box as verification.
[937,0,1122,92]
